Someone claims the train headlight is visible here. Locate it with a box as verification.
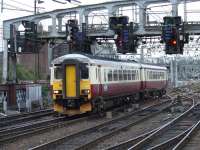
[53,90,62,94]
[81,89,90,95]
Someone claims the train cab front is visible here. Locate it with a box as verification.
[52,62,92,116]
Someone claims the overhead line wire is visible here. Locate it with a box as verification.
[8,0,34,8]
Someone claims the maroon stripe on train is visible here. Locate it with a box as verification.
[91,80,167,98]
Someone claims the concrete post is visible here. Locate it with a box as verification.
[2,40,8,84]
[174,57,178,87]
[3,99,7,113]
[170,58,174,87]
[170,57,178,87]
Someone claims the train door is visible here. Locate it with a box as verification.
[98,66,102,96]
[65,64,77,97]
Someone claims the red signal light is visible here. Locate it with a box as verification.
[169,39,177,46]
[172,40,176,45]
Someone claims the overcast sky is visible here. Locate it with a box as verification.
[0,0,110,21]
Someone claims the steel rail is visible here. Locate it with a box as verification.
[28,99,173,150]
[0,111,55,128]
[128,102,199,150]
[0,116,90,145]
[147,123,194,150]
[105,96,194,150]
[172,119,200,150]
[104,127,160,150]
[0,109,53,122]
[0,103,135,145]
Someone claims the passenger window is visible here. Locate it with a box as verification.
[132,70,136,80]
[113,70,118,81]
[123,70,127,80]
[128,70,131,80]
[119,70,123,80]
[108,70,112,81]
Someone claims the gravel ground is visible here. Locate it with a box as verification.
[87,105,186,150]
[0,114,116,150]
[182,126,200,150]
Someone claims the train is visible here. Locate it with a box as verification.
[50,54,168,116]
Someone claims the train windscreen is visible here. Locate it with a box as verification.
[54,67,62,79]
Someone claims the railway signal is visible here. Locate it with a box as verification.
[11,20,38,53]
[109,16,138,54]
[162,16,188,54]
[66,19,87,52]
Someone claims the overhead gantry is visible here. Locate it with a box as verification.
[3,0,195,40]
[2,0,200,83]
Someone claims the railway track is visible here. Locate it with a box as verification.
[0,109,53,121]
[0,109,54,128]
[0,115,91,145]
[126,102,200,150]
[28,99,176,150]
[173,117,200,150]
[0,102,134,146]
[83,96,193,150]
[104,96,194,150]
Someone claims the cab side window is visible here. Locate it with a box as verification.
[80,64,89,79]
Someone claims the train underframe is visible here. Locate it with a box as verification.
[53,88,166,116]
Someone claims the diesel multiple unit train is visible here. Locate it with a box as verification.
[51,54,168,116]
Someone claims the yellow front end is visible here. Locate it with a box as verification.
[52,64,92,116]
[52,80,64,113]
[79,79,92,113]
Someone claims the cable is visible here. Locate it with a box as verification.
[3,7,34,13]
[8,0,34,8]
[0,2,34,13]
[0,2,32,11]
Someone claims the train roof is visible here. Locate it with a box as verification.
[52,54,167,70]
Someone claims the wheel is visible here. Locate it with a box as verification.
[92,97,105,116]
[139,92,144,101]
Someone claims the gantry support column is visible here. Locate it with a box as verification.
[50,14,57,36]
[79,9,85,31]
[2,40,8,84]
[57,16,63,32]
[84,10,90,27]
[47,42,53,71]
[107,5,117,17]
[171,0,178,16]
[138,2,147,34]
